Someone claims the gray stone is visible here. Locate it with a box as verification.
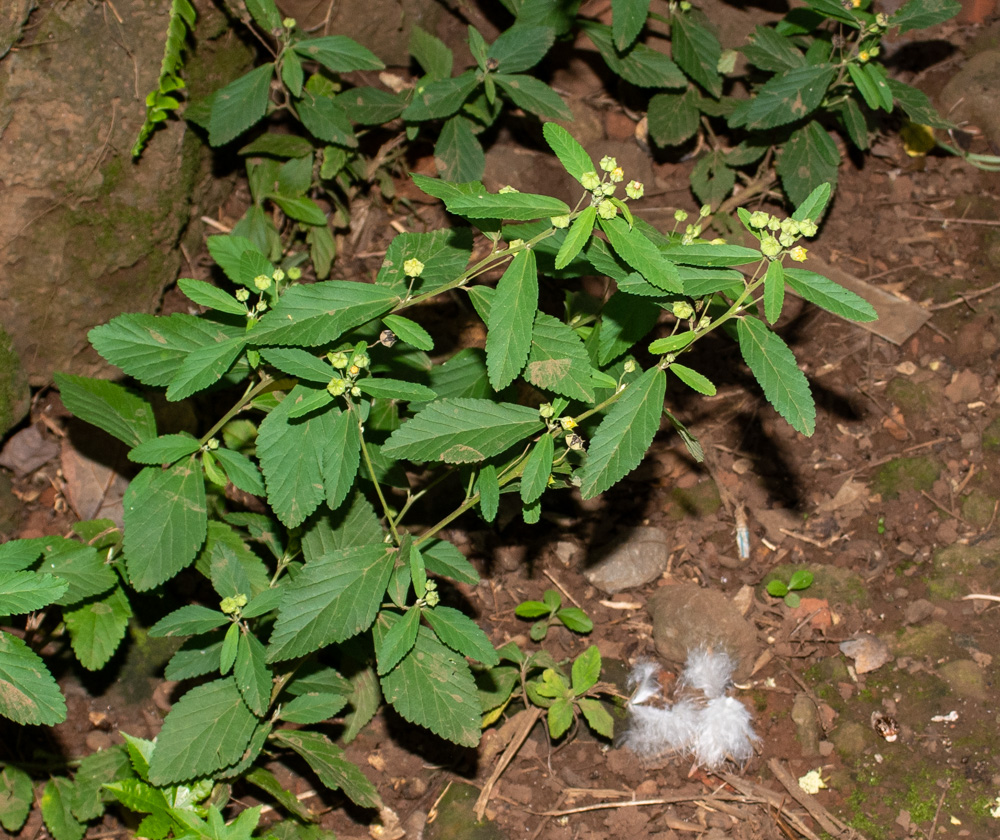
[584,526,670,593]
[940,51,1000,150]
[792,693,821,757]
[646,583,759,681]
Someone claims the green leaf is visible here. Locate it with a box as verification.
[571,644,601,694]
[889,0,960,33]
[273,731,381,809]
[0,765,33,832]
[235,630,271,716]
[887,78,954,129]
[578,697,614,738]
[150,604,229,637]
[64,586,132,670]
[322,408,361,513]
[865,63,894,111]
[239,133,313,158]
[671,10,722,98]
[377,227,473,296]
[383,399,543,463]
[526,312,595,401]
[777,120,839,209]
[840,96,871,150]
[742,24,806,72]
[670,363,716,396]
[260,347,333,382]
[494,73,572,119]
[766,579,788,597]
[488,25,555,73]
[598,293,661,365]
[245,768,317,824]
[0,540,43,573]
[410,25,453,79]
[205,234,264,285]
[515,599,551,618]
[403,71,479,121]
[423,605,499,666]
[376,608,421,675]
[71,745,131,821]
[356,379,438,402]
[382,315,433,351]
[742,64,836,130]
[421,539,479,587]
[578,366,665,499]
[41,777,84,840]
[557,606,593,633]
[297,92,358,147]
[221,622,239,675]
[147,678,259,785]
[293,36,383,72]
[647,332,696,354]
[690,149,736,209]
[736,315,815,436]
[547,697,574,738]
[763,259,784,324]
[376,621,480,747]
[338,86,405,124]
[0,630,66,724]
[783,268,877,322]
[428,348,489,401]
[791,182,832,223]
[789,568,814,590]
[269,195,328,226]
[166,334,247,402]
[647,89,700,147]
[542,122,594,184]
[555,206,596,270]
[245,0,282,30]
[37,540,114,606]
[123,459,207,591]
[444,191,569,222]
[476,464,500,522]
[662,240,761,267]
[213,447,266,496]
[520,433,554,505]
[128,433,200,465]
[177,278,246,316]
[486,249,537,391]
[848,62,880,111]
[209,63,274,146]
[203,522,269,598]
[612,0,649,50]
[599,215,681,292]
[53,374,156,448]
[267,544,394,661]
[580,22,686,88]
[0,571,67,614]
[278,691,347,724]
[251,281,399,346]
[434,116,486,182]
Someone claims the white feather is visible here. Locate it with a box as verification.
[618,698,701,759]
[679,647,734,699]
[627,659,663,706]
[691,696,759,768]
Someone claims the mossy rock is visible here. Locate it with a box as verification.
[960,488,997,527]
[667,479,721,520]
[872,456,941,500]
[886,376,943,415]
[762,564,869,609]
[925,538,1000,598]
[423,782,509,840]
[0,325,29,436]
[982,415,1000,451]
[890,621,957,659]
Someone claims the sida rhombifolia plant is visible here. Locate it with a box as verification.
[0,119,875,838]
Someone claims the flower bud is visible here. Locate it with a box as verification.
[623,359,636,373]
[798,219,818,238]
[253,274,272,291]
[597,199,618,220]
[235,288,250,302]
[351,385,361,397]
[353,352,370,370]
[282,17,296,28]
[581,171,601,191]
[498,185,519,194]
[539,403,554,419]
[379,329,398,347]
[780,218,800,236]
[749,211,769,229]
[789,245,808,262]
[778,231,796,248]
[287,266,302,280]
[699,204,711,218]
[674,209,689,222]
[550,214,570,229]
[558,416,577,430]
[403,258,425,277]
[760,235,782,258]
[626,180,644,200]
[599,155,617,172]
[610,166,624,183]
[327,377,347,396]
[272,268,285,283]
[329,351,349,369]
[672,300,695,320]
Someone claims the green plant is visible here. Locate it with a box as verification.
[514,588,594,641]
[766,568,815,607]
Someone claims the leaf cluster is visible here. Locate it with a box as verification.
[514,589,594,641]
[766,568,815,607]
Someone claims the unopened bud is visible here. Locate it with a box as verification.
[403,258,424,277]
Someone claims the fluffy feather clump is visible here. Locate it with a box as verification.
[618,649,758,769]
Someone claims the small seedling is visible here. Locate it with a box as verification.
[515,589,594,641]
[766,569,814,608]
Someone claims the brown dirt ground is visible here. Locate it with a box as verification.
[5,4,1000,840]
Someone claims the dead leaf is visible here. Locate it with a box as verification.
[882,405,908,441]
[840,633,893,674]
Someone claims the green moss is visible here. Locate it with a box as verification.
[886,377,942,414]
[668,479,721,519]
[982,416,1000,451]
[872,456,941,500]
[960,489,997,527]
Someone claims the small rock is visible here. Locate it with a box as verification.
[584,526,670,593]
[0,424,59,477]
[792,693,821,756]
[938,660,988,702]
[646,583,758,680]
[943,369,981,404]
[840,633,893,674]
[904,598,935,625]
